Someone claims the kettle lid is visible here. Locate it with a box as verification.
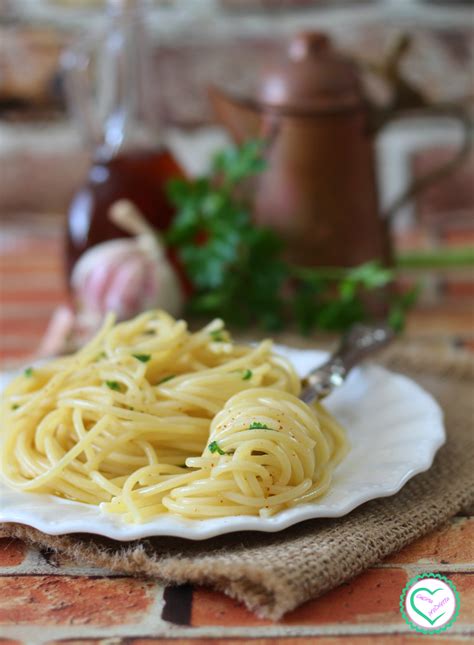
[259,32,363,112]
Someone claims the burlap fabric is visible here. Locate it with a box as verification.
[2,345,473,620]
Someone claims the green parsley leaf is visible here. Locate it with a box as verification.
[208,441,226,455]
[24,367,34,377]
[11,404,20,410]
[158,374,175,384]
[105,380,121,391]
[166,140,417,334]
[242,369,252,380]
[213,139,267,186]
[132,353,151,363]
[249,421,271,430]
[210,330,225,342]
[95,351,106,361]
[388,285,420,332]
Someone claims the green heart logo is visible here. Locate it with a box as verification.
[410,587,446,626]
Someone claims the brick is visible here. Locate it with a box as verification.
[219,0,324,10]
[388,517,474,565]
[442,230,474,246]
[133,640,332,645]
[451,572,474,625]
[151,39,280,126]
[0,336,45,354]
[0,349,37,364]
[444,281,474,298]
[0,240,61,257]
[191,568,408,626]
[413,148,474,221]
[0,290,64,305]
[284,568,408,625]
[46,641,102,645]
[0,576,156,626]
[0,319,52,336]
[46,641,101,645]
[0,26,64,106]
[393,227,434,252]
[462,339,474,353]
[130,637,464,644]
[191,587,271,626]
[407,309,474,336]
[0,263,60,274]
[0,149,88,215]
[0,539,27,567]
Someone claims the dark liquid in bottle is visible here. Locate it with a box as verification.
[66,147,183,276]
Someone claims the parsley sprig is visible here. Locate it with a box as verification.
[166,140,416,333]
[249,421,271,430]
[208,441,227,455]
[209,330,227,342]
[105,380,121,391]
[133,353,151,363]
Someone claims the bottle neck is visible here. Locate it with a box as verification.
[101,4,159,156]
[65,1,161,158]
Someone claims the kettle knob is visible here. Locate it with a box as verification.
[289,32,331,61]
[260,30,362,111]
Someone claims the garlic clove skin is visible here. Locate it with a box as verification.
[71,239,135,302]
[147,254,184,318]
[71,236,184,322]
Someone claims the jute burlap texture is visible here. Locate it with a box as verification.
[2,345,473,620]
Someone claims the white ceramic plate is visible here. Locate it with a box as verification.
[0,347,445,541]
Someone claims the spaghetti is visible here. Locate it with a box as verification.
[1,310,348,521]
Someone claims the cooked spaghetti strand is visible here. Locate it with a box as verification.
[1,310,348,521]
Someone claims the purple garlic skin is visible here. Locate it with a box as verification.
[71,235,184,325]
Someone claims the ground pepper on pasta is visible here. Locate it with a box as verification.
[1,310,349,522]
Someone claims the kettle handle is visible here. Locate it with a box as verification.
[363,34,472,220]
[380,103,472,220]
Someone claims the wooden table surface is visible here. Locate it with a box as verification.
[0,214,473,644]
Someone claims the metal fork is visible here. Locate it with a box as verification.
[300,323,394,404]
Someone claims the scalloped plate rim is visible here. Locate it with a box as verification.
[0,346,445,540]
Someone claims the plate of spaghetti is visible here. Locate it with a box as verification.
[0,310,444,540]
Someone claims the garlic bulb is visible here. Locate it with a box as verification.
[71,200,184,326]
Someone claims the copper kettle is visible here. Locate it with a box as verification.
[209,32,470,267]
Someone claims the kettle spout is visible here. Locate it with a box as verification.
[363,34,431,131]
[208,85,263,143]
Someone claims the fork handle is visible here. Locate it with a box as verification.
[299,323,394,404]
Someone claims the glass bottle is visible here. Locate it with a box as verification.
[63,0,183,276]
